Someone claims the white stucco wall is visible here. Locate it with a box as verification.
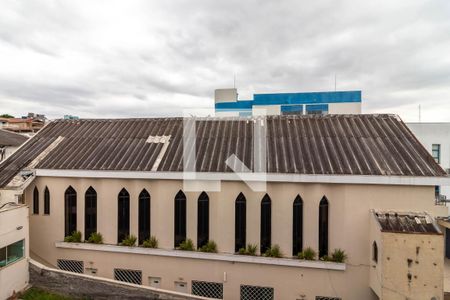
[0,205,29,299]
[407,123,450,198]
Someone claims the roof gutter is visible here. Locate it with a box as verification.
[35,169,450,186]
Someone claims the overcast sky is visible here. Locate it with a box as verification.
[0,0,449,121]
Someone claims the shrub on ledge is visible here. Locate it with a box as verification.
[64,231,82,243]
[238,244,258,256]
[298,247,316,260]
[178,239,195,251]
[120,235,137,247]
[199,240,218,253]
[87,232,103,244]
[330,248,347,263]
[264,244,283,258]
[142,236,158,248]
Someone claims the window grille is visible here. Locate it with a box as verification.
[240,285,274,300]
[114,268,142,285]
[57,259,84,273]
[192,280,223,299]
[316,297,341,300]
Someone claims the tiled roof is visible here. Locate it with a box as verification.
[374,211,441,234]
[0,129,29,146]
[0,114,446,188]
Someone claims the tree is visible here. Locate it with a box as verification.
[0,114,14,118]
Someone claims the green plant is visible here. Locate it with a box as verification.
[320,255,332,261]
[238,244,258,256]
[142,236,158,248]
[21,287,74,300]
[331,248,347,263]
[298,247,316,260]
[87,232,103,244]
[178,239,195,251]
[64,231,82,243]
[120,235,137,247]
[264,244,283,258]
[199,240,218,253]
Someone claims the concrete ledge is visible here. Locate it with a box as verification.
[56,242,346,271]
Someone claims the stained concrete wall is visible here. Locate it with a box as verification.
[29,260,206,300]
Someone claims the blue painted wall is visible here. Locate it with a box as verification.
[215,91,361,111]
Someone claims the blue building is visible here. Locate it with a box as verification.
[214,89,362,116]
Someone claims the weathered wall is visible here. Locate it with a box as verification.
[29,260,206,300]
[25,177,446,299]
[381,232,443,300]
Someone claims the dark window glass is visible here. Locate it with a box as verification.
[197,192,209,248]
[235,193,246,252]
[432,144,441,164]
[372,241,378,263]
[117,188,130,243]
[44,186,50,215]
[85,187,97,240]
[138,189,151,244]
[33,187,39,214]
[64,186,77,237]
[174,190,187,247]
[260,194,271,254]
[292,195,303,256]
[6,240,24,265]
[319,196,329,258]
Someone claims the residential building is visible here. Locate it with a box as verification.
[0,114,448,300]
[407,123,450,201]
[214,88,361,116]
[0,129,28,161]
[0,113,45,133]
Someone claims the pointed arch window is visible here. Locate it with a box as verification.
[44,186,50,215]
[235,193,246,252]
[138,189,151,245]
[118,188,130,243]
[260,194,272,254]
[64,186,77,237]
[85,187,97,239]
[319,196,329,258]
[372,241,378,263]
[292,195,303,256]
[174,190,187,247]
[197,192,209,249]
[33,186,39,214]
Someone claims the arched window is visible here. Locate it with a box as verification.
[292,195,303,256]
[117,188,130,243]
[85,187,97,239]
[138,189,151,244]
[33,186,39,214]
[197,192,209,248]
[235,193,246,252]
[372,241,378,263]
[174,190,186,247]
[319,196,329,258]
[260,194,272,254]
[44,186,50,215]
[64,186,77,237]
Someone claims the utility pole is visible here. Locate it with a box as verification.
[419,104,421,123]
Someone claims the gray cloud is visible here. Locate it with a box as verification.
[0,0,449,121]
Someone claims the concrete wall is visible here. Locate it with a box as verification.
[381,232,443,300]
[328,102,361,114]
[369,212,383,298]
[29,260,207,300]
[407,122,450,198]
[0,205,29,300]
[25,177,447,299]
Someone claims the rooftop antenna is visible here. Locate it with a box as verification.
[419,104,421,122]
[334,74,337,92]
[233,74,236,89]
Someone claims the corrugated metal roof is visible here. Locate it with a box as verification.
[0,129,28,146]
[0,114,446,188]
[374,211,441,234]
